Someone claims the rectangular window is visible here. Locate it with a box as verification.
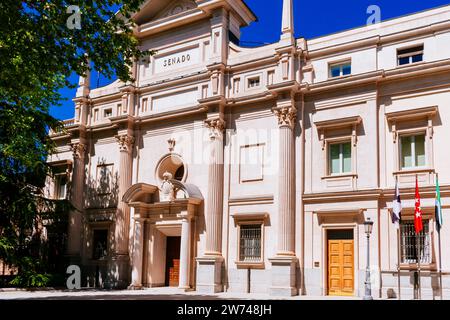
[329,61,352,78]
[400,134,426,169]
[239,224,262,262]
[97,164,113,194]
[117,103,122,115]
[233,78,240,94]
[55,175,67,200]
[141,99,148,112]
[247,76,260,89]
[104,108,113,118]
[398,45,424,66]
[400,220,431,264]
[329,142,352,175]
[93,229,108,260]
[267,71,275,86]
[94,109,99,122]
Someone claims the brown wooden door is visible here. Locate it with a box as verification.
[165,237,181,287]
[327,230,354,296]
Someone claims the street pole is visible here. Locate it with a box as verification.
[364,231,373,300]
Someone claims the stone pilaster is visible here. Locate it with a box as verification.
[67,142,86,261]
[110,133,134,288]
[129,214,143,289]
[269,104,298,296]
[196,118,225,293]
[179,215,192,290]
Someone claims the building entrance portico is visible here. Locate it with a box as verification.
[122,182,203,291]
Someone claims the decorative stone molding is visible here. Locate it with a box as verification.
[386,106,438,143]
[70,142,87,159]
[205,118,226,139]
[314,116,362,150]
[274,107,297,129]
[160,172,175,202]
[115,134,135,153]
[168,138,176,153]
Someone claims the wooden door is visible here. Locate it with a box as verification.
[327,230,354,296]
[165,237,181,287]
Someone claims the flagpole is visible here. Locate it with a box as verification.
[415,174,422,300]
[436,173,443,300]
[416,232,422,300]
[438,229,443,300]
[397,228,402,300]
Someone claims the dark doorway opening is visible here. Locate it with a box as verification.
[165,236,181,287]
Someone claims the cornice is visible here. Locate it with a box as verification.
[304,71,383,94]
[267,80,301,96]
[382,59,450,81]
[198,95,226,107]
[136,105,208,125]
[303,189,383,204]
[226,56,278,73]
[226,91,274,106]
[306,20,450,60]
[303,185,450,204]
[138,70,209,94]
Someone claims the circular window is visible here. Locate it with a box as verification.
[155,153,187,183]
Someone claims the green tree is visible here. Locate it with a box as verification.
[0,0,148,287]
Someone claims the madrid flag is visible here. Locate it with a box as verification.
[414,176,423,234]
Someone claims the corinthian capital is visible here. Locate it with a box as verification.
[205,118,226,140]
[274,107,297,129]
[70,142,87,159]
[115,134,135,153]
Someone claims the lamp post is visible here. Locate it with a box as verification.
[364,218,374,300]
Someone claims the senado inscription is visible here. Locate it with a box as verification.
[163,54,191,67]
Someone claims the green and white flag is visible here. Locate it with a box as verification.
[435,175,443,232]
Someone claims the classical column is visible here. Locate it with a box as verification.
[205,118,225,255]
[115,134,135,254]
[196,118,225,293]
[275,107,296,256]
[269,105,298,296]
[67,142,86,259]
[111,133,134,288]
[130,215,144,289]
[179,216,192,290]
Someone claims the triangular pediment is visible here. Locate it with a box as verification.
[126,0,257,36]
[153,0,197,21]
[132,0,198,26]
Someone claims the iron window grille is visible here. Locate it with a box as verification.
[400,220,431,264]
[239,224,262,262]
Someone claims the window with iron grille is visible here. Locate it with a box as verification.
[239,224,262,262]
[400,220,431,264]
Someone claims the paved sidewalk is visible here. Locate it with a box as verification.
[0,287,367,300]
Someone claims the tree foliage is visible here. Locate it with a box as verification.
[0,0,147,287]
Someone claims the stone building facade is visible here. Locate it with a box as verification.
[47,0,450,298]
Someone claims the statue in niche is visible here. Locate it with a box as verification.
[160,172,175,202]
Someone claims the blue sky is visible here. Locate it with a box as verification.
[51,0,450,120]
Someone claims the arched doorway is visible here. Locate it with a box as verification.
[122,181,203,290]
